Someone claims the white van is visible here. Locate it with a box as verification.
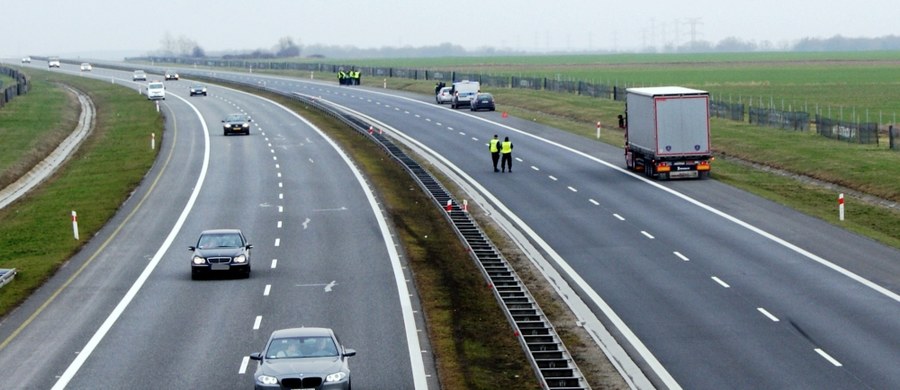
[147,81,166,100]
[450,80,480,109]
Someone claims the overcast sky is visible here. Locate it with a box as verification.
[4,0,898,59]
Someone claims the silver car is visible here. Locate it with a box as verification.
[251,327,356,390]
[435,86,453,104]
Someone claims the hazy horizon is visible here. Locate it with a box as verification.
[4,0,898,60]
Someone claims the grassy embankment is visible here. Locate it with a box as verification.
[0,68,161,314]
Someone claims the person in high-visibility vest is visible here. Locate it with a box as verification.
[338,70,346,85]
[500,136,514,172]
[489,134,501,172]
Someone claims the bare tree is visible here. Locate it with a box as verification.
[275,36,301,58]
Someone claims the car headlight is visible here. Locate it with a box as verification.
[242,123,250,128]
[257,375,278,385]
[325,372,347,382]
[192,256,206,265]
[233,255,247,264]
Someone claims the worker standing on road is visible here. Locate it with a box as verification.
[500,136,513,172]
[337,69,346,85]
[489,134,501,172]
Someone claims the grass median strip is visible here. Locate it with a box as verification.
[0,69,161,315]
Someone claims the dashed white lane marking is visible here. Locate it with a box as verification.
[271,259,278,269]
[458,132,466,136]
[278,206,283,213]
[436,122,443,126]
[270,149,275,153]
[238,356,250,375]
[815,348,843,366]
[277,221,282,228]
[515,157,523,162]
[264,284,271,296]
[278,182,283,188]
[425,118,431,122]
[641,231,655,239]
[414,114,420,118]
[272,156,277,161]
[568,186,578,192]
[613,214,625,221]
[279,193,283,200]
[275,164,280,169]
[277,172,282,178]
[549,175,558,181]
[711,276,731,288]
[757,307,779,322]
[589,199,599,206]
[253,316,262,330]
[309,158,315,164]
[531,166,539,171]
[274,238,280,247]
[673,251,690,261]
[471,137,478,141]
[447,127,454,130]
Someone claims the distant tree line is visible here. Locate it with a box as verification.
[154,34,900,60]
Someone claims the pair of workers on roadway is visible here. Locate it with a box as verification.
[489,135,514,172]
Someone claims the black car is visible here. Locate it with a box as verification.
[251,327,356,390]
[189,229,252,279]
[470,92,495,111]
[222,113,252,136]
[189,84,207,96]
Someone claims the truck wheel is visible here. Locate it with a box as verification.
[699,171,710,179]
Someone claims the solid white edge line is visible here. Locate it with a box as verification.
[52,92,211,390]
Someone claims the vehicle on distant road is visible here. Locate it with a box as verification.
[164,70,179,80]
[250,327,356,390]
[48,57,60,68]
[222,113,252,135]
[80,63,92,71]
[132,70,147,81]
[189,84,207,96]
[450,80,480,109]
[21,56,31,64]
[435,86,453,104]
[189,229,252,279]
[470,92,495,111]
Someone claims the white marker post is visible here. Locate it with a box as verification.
[155,101,160,112]
[596,121,602,139]
[310,71,314,79]
[151,133,156,150]
[383,78,387,89]
[838,193,845,221]
[71,211,79,240]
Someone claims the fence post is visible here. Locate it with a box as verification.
[890,125,895,150]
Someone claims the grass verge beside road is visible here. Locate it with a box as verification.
[0,68,161,315]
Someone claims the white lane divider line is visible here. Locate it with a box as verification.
[673,251,690,261]
[271,259,278,269]
[425,118,431,122]
[458,132,466,136]
[279,193,283,200]
[589,199,600,206]
[757,307,779,322]
[711,276,731,288]
[549,175,558,181]
[278,206,284,213]
[613,213,625,221]
[264,284,271,296]
[641,231,655,239]
[531,166,540,171]
[567,186,578,192]
[814,348,843,366]
[274,238,280,247]
[471,137,478,141]
[239,356,250,375]
[277,220,282,228]
[253,315,262,330]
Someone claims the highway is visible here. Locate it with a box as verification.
[175,68,900,389]
[0,63,433,389]
[2,60,899,389]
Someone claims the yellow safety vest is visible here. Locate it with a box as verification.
[489,139,500,153]
[500,141,512,153]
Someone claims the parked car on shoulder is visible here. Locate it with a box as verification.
[435,86,453,104]
[189,229,252,279]
[222,113,252,136]
[470,92,495,111]
[250,327,356,390]
[450,80,480,109]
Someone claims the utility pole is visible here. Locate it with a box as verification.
[685,17,703,49]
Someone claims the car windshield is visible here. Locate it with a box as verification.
[149,83,163,89]
[266,336,338,359]
[479,94,493,99]
[192,85,204,89]
[197,233,243,249]
[226,114,246,122]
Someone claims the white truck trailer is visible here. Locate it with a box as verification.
[624,86,712,179]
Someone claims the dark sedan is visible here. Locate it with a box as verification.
[189,84,207,96]
[189,229,252,279]
[470,92,495,111]
[250,327,356,390]
[222,113,252,135]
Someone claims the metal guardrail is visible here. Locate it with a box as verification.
[289,93,591,390]
[0,268,17,289]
